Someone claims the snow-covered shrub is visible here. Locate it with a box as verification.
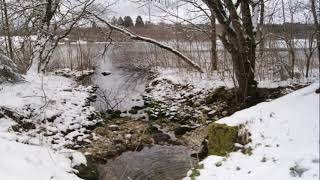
[0,52,23,84]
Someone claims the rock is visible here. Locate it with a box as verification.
[0,52,23,84]
[11,121,36,132]
[221,111,228,116]
[146,126,160,134]
[207,110,217,118]
[101,71,111,76]
[128,109,138,114]
[174,126,193,136]
[125,134,132,140]
[108,125,119,131]
[75,159,99,180]
[152,133,171,143]
[215,161,223,167]
[207,123,239,156]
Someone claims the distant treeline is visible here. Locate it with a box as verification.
[0,22,315,42]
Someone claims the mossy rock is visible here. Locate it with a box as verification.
[207,123,239,156]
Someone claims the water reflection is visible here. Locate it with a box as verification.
[98,145,196,180]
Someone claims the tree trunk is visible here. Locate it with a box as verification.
[1,0,14,60]
[305,54,311,78]
[210,9,217,71]
[257,0,265,57]
[310,0,319,67]
[28,0,58,74]
[203,0,257,103]
[231,46,256,101]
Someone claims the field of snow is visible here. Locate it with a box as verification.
[184,83,320,180]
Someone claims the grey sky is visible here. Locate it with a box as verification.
[101,0,314,24]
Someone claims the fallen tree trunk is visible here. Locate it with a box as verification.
[90,13,203,73]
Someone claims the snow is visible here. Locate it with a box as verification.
[0,73,101,180]
[184,83,320,180]
[0,74,100,149]
[154,67,318,91]
[0,138,84,180]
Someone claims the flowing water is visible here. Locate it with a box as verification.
[98,145,196,180]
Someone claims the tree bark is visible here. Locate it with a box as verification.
[310,0,319,68]
[204,0,257,102]
[257,0,265,57]
[210,8,217,71]
[1,0,14,60]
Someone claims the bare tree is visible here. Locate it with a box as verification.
[23,0,95,74]
[203,0,259,102]
[153,0,218,70]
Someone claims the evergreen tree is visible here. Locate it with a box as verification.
[117,17,124,26]
[123,16,133,27]
[135,15,144,27]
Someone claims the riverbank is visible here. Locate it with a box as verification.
[184,83,319,180]
[78,67,318,179]
[0,71,100,179]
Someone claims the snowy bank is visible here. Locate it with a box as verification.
[184,83,319,180]
[0,73,101,180]
[0,138,85,180]
[0,74,100,149]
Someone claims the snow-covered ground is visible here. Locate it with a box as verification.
[184,83,320,180]
[0,74,100,180]
[0,139,85,180]
[152,67,318,95]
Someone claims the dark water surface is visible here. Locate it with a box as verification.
[98,145,197,180]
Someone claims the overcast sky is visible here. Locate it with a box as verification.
[106,0,156,21]
[101,0,314,24]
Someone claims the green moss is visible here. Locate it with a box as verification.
[189,163,204,180]
[207,123,239,156]
[241,147,253,155]
[194,163,204,169]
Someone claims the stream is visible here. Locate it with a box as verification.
[53,43,197,179]
[98,145,195,180]
[89,57,196,180]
